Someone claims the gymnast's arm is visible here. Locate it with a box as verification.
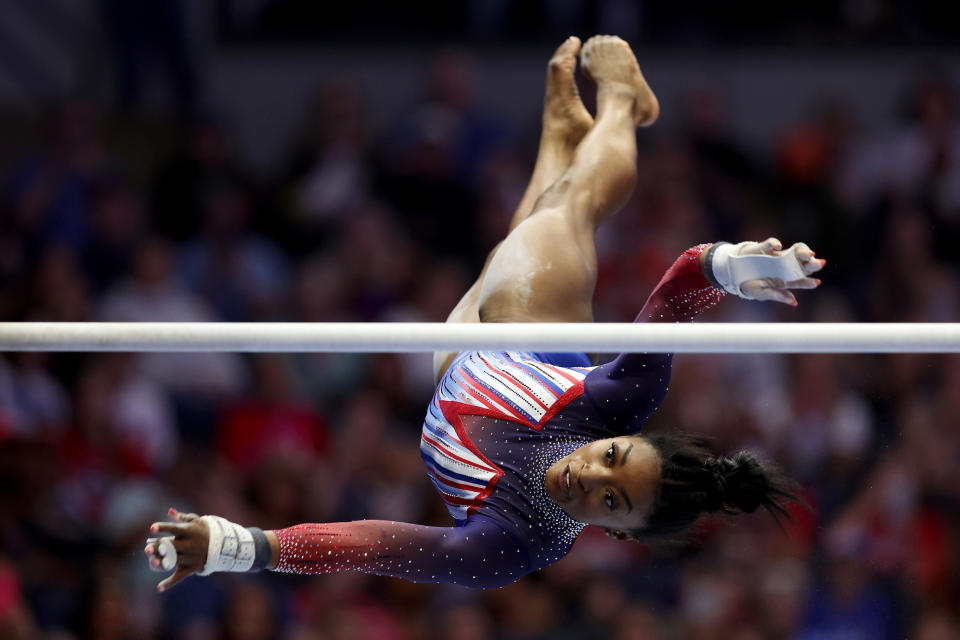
[583,240,824,426]
[146,510,531,590]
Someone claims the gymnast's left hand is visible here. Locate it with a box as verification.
[144,508,209,592]
[737,237,825,305]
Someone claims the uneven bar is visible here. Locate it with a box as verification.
[0,322,958,353]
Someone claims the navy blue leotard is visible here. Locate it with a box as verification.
[274,245,724,587]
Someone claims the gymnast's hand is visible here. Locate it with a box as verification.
[144,508,209,592]
[708,237,825,305]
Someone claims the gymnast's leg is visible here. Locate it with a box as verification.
[433,37,595,379]
[509,37,594,232]
[476,35,658,324]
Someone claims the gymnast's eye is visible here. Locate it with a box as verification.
[605,489,617,511]
[605,443,617,464]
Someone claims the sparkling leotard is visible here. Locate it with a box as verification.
[274,245,723,587]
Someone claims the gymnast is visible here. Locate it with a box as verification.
[145,35,825,591]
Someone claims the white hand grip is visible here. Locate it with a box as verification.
[712,242,807,296]
[728,252,806,286]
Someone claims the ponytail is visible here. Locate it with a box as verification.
[631,433,798,541]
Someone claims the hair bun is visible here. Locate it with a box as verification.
[706,452,766,514]
[639,432,798,541]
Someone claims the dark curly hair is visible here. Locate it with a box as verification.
[630,432,799,541]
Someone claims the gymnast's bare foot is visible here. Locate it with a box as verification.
[543,36,594,148]
[580,35,659,127]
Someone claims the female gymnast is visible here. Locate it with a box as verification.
[145,35,825,591]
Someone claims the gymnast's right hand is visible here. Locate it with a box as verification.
[144,508,209,592]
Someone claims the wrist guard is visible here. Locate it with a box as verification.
[199,516,270,574]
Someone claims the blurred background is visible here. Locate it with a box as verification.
[1,1,960,639]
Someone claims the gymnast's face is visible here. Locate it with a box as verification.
[544,436,661,534]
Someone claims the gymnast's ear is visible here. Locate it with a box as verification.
[604,528,631,541]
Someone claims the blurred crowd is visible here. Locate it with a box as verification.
[221,0,960,48]
[1,38,960,640]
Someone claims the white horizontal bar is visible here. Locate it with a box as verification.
[0,322,958,353]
